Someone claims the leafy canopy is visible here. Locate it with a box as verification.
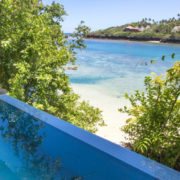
[119,61,180,170]
[0,0,104,133]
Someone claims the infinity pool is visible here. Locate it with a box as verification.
[0,95,180,179]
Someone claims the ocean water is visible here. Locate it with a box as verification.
[68,39,180,97]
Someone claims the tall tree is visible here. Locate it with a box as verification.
[0,0,104,133]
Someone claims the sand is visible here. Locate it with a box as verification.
[71,83,131,145]
[147,40,160,44]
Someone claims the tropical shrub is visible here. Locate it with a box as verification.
[0,0,104,133]
[119,61,180,170]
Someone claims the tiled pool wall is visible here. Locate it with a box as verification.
[0,94,180,180]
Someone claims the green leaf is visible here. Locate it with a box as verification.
[171,53,175,59]
[150,60,155,64]
[0,0,104,134]
[161,55,165,61]
[121,61,180,169]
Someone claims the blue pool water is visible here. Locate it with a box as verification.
[0,96,180,180]
[0,98,154,180]
[68,39,180,97]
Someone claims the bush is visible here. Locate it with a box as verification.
[113,31,130,37]
[170,33,180,40]
[0,0,104,133]
[119,61,180,170]
[129,32,164,40]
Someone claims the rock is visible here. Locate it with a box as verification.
[171,26,180,33]
[0,89,7,95]
[139,27,145,32]
[138,25,151,32]
[145,25,151,30]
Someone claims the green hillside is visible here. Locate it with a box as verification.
[88,14,180,43]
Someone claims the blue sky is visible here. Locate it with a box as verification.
[43,0,180,33]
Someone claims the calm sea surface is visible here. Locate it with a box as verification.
[68,39,180,97]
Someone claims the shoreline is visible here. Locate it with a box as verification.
[86,36,180,45]
[71,83,131,145]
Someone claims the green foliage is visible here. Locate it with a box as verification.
[170,33,180,41]
[0,0,104,133]
[89,13,180,42]
[119,61,180,170]
[71,20,91,49]
[129,32,164,39]
[162,55,165,61]
[150,60,155,64]
[172,53,175,59]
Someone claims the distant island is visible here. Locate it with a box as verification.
[87,14,180,43]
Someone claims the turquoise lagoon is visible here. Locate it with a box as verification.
[68,40,180,97]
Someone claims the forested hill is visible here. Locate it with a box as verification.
[87,14,180,43]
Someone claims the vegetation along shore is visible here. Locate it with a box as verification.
[87,15,180,43]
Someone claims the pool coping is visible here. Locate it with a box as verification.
[0,94,180,180]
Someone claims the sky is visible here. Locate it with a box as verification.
[43,0,180,33]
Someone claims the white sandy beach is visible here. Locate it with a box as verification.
[71,83,131,145]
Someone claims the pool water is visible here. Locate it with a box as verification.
[0,95,180,179]
[0,99,154,180]
[68,40,180,97]
[0,100,64,179]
